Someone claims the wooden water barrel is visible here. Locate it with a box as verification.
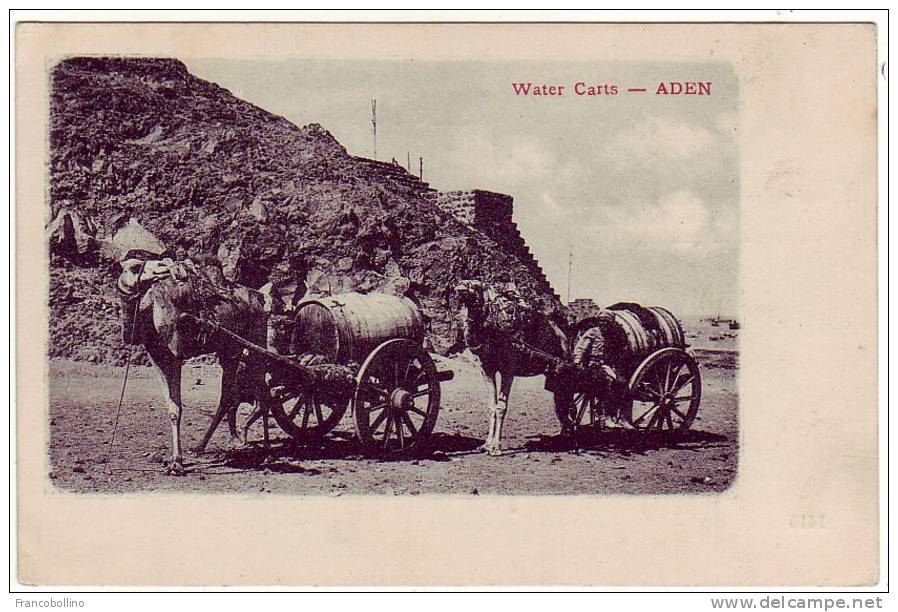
[601,303,687,372]
[646,306,686,349]
[291,292,425,365]
[607,308,657,366]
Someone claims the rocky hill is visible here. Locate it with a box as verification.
[48,57,562,364]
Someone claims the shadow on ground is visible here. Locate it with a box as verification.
[185,426,729,474]
[187,430,486,474]
[522,427,729,458]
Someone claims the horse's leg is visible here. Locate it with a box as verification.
[195,355,240,451]
[488,372,514,457]
[477,369,499,453]
[240,355,275,445]
[226,355,247,440]
[260,398,274,463]
[146,343,186,475]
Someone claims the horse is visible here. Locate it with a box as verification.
[454,280,571,456]
[125,255,270,475]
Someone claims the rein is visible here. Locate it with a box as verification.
[104,260,146,475]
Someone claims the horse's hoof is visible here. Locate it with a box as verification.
[164,459,187,476]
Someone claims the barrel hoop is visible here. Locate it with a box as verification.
[647,306,686,348]
[609,302,665,347]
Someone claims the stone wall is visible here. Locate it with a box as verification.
[436,189,560,300]
[565,297,603,324]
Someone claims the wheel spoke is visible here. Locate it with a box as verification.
[671,375,696,395]
[575,399,588,424]
[665,409,674,430]
[673,394,695,402]
[408,406,428,418]
[641,408,656,429]
[400,411,419,437]
[359,382,388,400]
[313,399,324,425]
[287,397,303,419]
[412,388,431,399]
[300,399,311,429]
[382,412,394,448]
[403,360,413,382]
[370,408,389,431]
[634,384,660,402]
[649,408,664,430]
[396,416,405,450]
[589,397,598,424]
[367,401,389,413]
[669,363,685,391]
[668,365,686,391]
[632,404,659,426]
[670,405,688,420]
[664,362,675,394]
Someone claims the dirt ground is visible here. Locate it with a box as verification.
[47,347,738,496]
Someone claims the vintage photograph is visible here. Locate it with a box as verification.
[16,17,880,589]
[46,55,739,495]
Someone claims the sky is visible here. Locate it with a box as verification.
[186,59,738,317]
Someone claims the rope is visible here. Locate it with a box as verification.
[103,262,145,475]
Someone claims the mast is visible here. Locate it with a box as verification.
[567,247,573,304]
[371,99,377,160]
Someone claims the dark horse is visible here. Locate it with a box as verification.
[127,256,269,474]
[454,280,571,456]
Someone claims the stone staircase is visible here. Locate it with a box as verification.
[352,162,560,302]
[436,189,560,301]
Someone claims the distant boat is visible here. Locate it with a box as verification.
[729,319,740,330]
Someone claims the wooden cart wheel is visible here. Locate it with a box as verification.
[626,347,701,433]
[353,338,440,456]
[268,383,349,442]
[554,386,603,431]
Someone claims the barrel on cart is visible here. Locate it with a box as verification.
[556,302,701,434]
[274,292,447,455]
[190,292,452,456]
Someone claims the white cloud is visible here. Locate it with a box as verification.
[714,111,738,136]
[612,117,716,163]
[605,190,713,252]
[540,192,564,215]
[442,133,556,192]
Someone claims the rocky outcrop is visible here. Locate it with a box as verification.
[48,57,563,363]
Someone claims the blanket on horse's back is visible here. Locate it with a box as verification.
[117,255,264,345]
[481,282,538,335]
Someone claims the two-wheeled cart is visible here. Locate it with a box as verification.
[189,292,453,456]
[553,303,702,433]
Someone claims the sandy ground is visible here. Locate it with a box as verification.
[48,346,738,496]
